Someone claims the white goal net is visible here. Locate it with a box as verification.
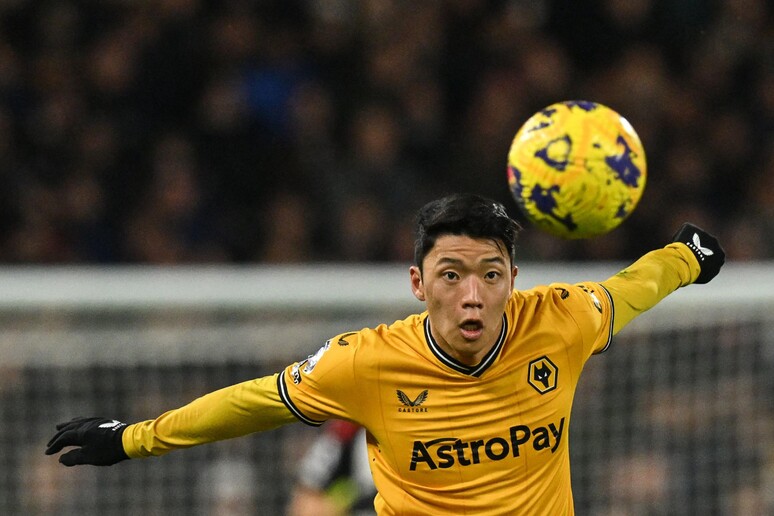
[1,263,771,515]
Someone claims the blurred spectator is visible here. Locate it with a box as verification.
[21,444,99,515]
[257,189,316,263]
[122,132,226,263]
[0,0,769,263]
[322,100,427,261]
[287,420,376,516]
[600,451,685,515]
[196,451,259,516]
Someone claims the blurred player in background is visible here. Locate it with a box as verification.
[45,193,725,514]
[287,420,375,516]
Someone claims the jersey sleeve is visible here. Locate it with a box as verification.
[602,242,700,334]
[122,373,297,459]
[551,281,615,357]
[277,331,363,427]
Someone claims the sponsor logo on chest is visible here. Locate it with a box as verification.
[409,417,566,470]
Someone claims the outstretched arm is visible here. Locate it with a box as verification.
[46,373,298,466]
[124,373,297,457]
[602,223,725,335]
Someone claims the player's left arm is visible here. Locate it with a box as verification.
[602,223,725,335]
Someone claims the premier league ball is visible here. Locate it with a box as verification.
[507,101,647,239]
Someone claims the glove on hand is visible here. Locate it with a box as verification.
[45,417,130,466]
[672,223,725,284]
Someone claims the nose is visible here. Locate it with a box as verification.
[461,276,483,309]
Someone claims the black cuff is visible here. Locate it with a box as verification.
[672,223,725,284]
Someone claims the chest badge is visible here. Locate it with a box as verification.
[528,356,558,394]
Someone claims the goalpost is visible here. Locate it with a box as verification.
[1,263,771,514]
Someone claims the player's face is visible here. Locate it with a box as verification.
[410,234,517,366]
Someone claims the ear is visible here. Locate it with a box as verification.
[409,266,425,301]
[510,265,518,289]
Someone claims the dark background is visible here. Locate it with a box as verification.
[0,0,770,264]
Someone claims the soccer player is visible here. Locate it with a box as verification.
[287,420,376,516]
[45,193,725,515]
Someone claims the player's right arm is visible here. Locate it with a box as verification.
[46,327,366,466]
[124,373,297,457]
[45,373,297,466]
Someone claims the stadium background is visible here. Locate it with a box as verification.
[0,0,771,514]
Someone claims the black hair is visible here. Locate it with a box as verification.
[413,193,521,270]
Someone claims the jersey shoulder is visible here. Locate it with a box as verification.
[352,312,426,351]
[295,312,426,382]
[508,282,613,355]
[511,282,609,314]
[280,312,427,424]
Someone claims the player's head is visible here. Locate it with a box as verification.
[413,193,521,273]
[410,193,520,366]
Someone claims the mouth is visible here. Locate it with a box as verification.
[459,319,484,340]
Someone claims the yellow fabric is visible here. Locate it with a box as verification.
[120,243,700,514]
[602,242,700,335]
[122,374,296,458]
[279,280,614,515]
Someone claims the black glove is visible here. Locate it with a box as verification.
[672,223,725,284]
[45,417,130,466]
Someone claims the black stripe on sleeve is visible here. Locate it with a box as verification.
[276,371,325,427]
[595,284,615,354]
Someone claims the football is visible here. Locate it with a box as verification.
[507,100,646,239]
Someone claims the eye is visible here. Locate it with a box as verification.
[443,271,459,281]
[485,271,501,280]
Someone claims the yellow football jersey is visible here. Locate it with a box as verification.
[122,243,700,514]
[279,281,613,515]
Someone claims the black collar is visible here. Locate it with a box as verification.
[423,314,507,377]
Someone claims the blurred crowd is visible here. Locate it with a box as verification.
[0,0,770,264]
